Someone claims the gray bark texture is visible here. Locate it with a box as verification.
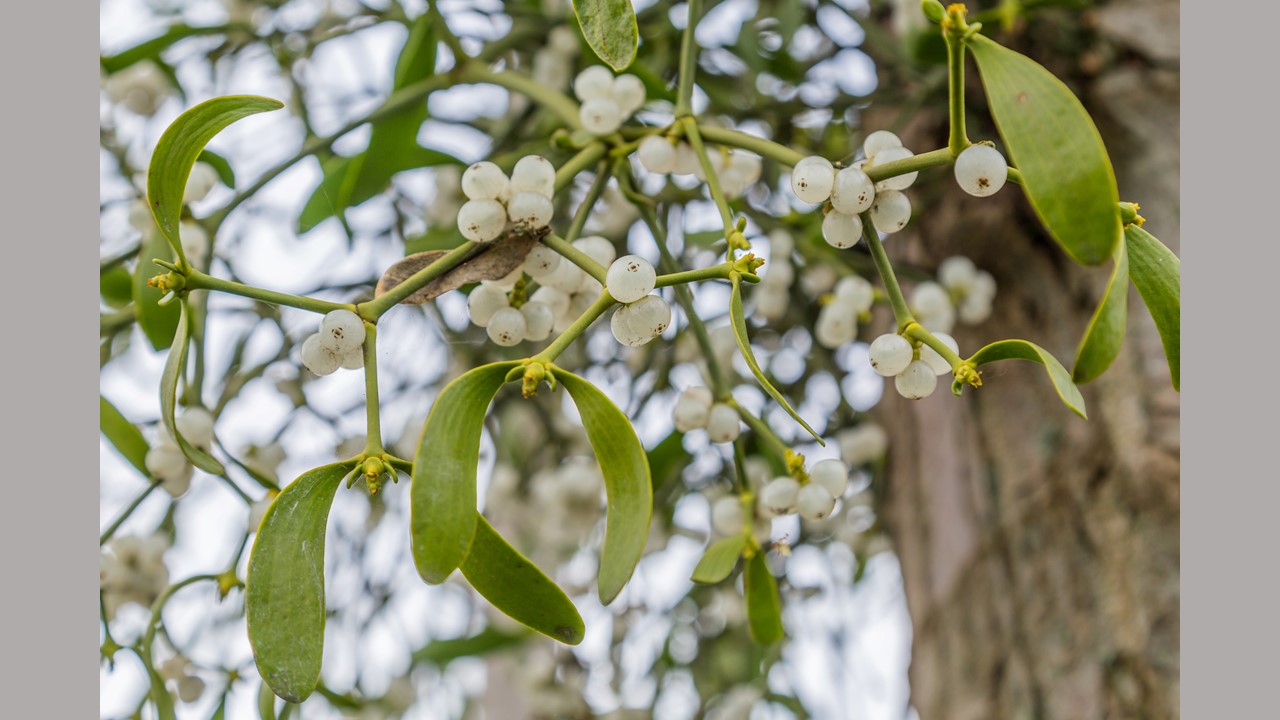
[875,1,1180,718]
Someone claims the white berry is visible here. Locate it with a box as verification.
[467,284,510,327]
[606,255,657,304]
[938,256,977,293]
[674,387,713,432]
[339,347,364,370]
[487,307,527,346]
[869,189,911,233]
[522,243,562,278]
[809,459,850,498]
[573,66,615,101]
[869,334,913,377]
[797,483,837,521]
[461,161,510,201]
[830,166,876,214]
[672,143,700,176]
[638,136,677,174]
[761,477,800,517]
[954,144,1008,197]
[711,496,744,536]
[519,301,555,342]
[911,282,955,333]
[834,275,874,314]
[175,408,215,449]
[573,236,617,267]
[611,74,646,115]
[822,211,863,249]
[301,334,341,376]
[895,360,938,399]
[706,403,741,443]
[510,156,556,198]
[319,309,366,354]
[628,294,672,342]
[871,145,918,190]
[918,332,960,376]
[862,130,902,163]
[838,424,888,466]
[580,98,623,136]
[790,156,836,204]
[145,442,188,483]
[815,303,858,349]
[506,191,554,230]
[530,286,571,318]
[457,199,507,242]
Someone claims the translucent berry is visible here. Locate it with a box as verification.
[461,161,510,201]
[862,130,902,163]
[970,271,997,304]
[175,408,215,448]
[728,152,763,187]
[838,423,888,466]
[522,243,562,278]
[834,275,875,314]
[510,155,556,198]
[822,211,863,249]
[790,156,836,204]
[319,309,366,354]
[871,146,918,190]
[830,166,876,215]
[910,282,955,333]
[520,301,555,342]
[530,286,571,318]
[761,477,800,517]
[482,266,523,292]
[580,98,623,136]
[628,294,672,341]
[339,347,364,370]
[506,192,554,230]
[869,334,913,377]
[180,222,209,265]
[638,136,677,174]
[183,162,218,205]
[672,143,700,175]
[711,496,744,536]
[573,236,617,267]
[457,199,507,242]
[918,332,959,376]
[145,442,188,483]
[606,255,657,303]
[487,307,527,347]
[809,459,850,498]
[869,189,911,233]
[610,304,646,347]
[797,483,837,521]
[573,65,615,101]
[301,334,341,376]
[542,260,589,294]
[958,294,993,325]
[467,284,510,327]
[815,303,857,349]
[611,73,646,115]
[954,144,1008,197]
[705,403,741,443]
[938,256,977,293]
[895,360,938,399]
[673,387,713,432]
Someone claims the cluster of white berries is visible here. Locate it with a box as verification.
[100,534,169,621]
[158,655,206,704]
[759,459,852,522]
[144,408,215,496]
[869,330,960,400]
[753,230,794,322]
[837,422,889,467]
[300,309,366,376]
[937,255,997,325]
[637,137,763,199]
[456,156,556,243]
[573,66,646,136]
[103,60,170,116]
[792,130,918,248]
[607,255,672,347]
[673,387,742,443]
[467,268,556,348]
[815,275,875,349]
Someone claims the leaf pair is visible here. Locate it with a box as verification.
[690,535,784,644]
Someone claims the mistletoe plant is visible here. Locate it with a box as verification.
[100,0,1180,714]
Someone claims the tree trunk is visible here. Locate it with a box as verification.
[876,2,1180,718]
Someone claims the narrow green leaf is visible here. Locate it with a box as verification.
[744,552,784,644]
[413,626,532,667]
[101,264,134,309]
[158,302,225,474]
[101,25,229,74]
[553,369,653,604]
[246,461,357,704]
[132,229,180,350]
[412,362,521,584]
[210,692,228,720]
[147,96,283,263]
[647,430,692,493]
[1072,239,1129,383]
[101,396,149,477]
[691,535,748,584]
[145,658,178,720]
[460,516,585,645]
[197,149,236,188]
[967,339,1087,419]
[1125,225,1180,390]
[257,680,279,720]
[572,0,639,71]
[730,275,823,443]
[968,34,1121,265]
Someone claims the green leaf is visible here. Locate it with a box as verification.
[101,264,134,309]
[968,34,1121,265]
[553,369,653,604]
[412,362,521,584]
[210,692,228,720]
[257,680,279,720]
[147,96,283,263]
[197,149,236,188]
[459,516,585,645]
[730,275,823,443]
[413,626,532,667]
[132,229,181,350]
[101,396,150,477]
[144,655,178,720]
[246,461,357,704]
[101,24,229,74]
[572,0,639,71]
[158,302,225,474]
[1125,225,1180,390]
[967,339,1087,419]
[744,552,784,644]
[1072,239,1129,383]
[691,535,747,584]
[647,430,692,493]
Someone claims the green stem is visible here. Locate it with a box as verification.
[944,7,971,156]
[654,263,734,288]
[100,481,162,545]
[555,143,608,193]
[427,0,468,61]
[859,213,915,330]
[361,322,384,456]
[542,233,608,283]
[359,241,477,318]
[694,125,805,167]
[674,0,703,117]
[731,440,751,494]
[682,118,735,231]
[141,574,220,664]
[563,161,612,244]
[185,271,352,315]
[905,322,963,368]
[732,400,791,462]
[864,147,955,183]
[532,290,616,363]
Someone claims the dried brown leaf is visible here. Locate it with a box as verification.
[375,231,543,304]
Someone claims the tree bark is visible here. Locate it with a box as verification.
[876,2,1179,718]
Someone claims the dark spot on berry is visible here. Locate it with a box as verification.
[978,177,989,188]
